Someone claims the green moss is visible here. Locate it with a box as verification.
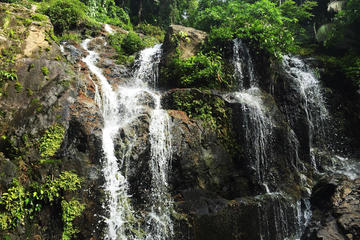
[41,66,49,76]
[14,81,23,93]
[172,90,240,155]
[31,13,48,22]
[26,88,33,96]
[58,33,81,43]
[39,124,65,161]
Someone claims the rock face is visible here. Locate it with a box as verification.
[161,25,208,66]
[161,87,312,239]
[1,4,359,239]
[0,3,105,239]
[303,176,360,240]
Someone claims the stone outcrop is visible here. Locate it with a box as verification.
[0,3,105,239]
[302,176,360,240]
[161,25,207,66]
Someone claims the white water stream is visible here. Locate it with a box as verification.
[82,36,173,240]
[226,39,273,185]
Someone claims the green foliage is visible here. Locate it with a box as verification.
[279,0,317,39]
[41,66,49,76]
[61,200,85,240]
[39,124,65,162]
[191,0,316,58]
[165,52,232,89]
[172,90,239,155]
[170,31,191,46]
[108,31,158,64]
[14,81,23,93]
[0,69,17,97]
[0,172,83,237]
[345,57,360,86]
[36,171,82,202]
[58,33,81,43]
[0,70,17,82]
[0,179,28,229]
[121,31,144,55]
[40,0,88,34]
[85,0,132,30]
[136,23,165,42]
[31,13,48,22]
[324,0,360,46]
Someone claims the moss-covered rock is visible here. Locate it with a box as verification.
[162,25,208,66]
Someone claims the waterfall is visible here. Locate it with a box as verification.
[146,101,173,240]
[228,40,322,240]
[227,39,273,186]
[225,87,272,183]
[82,39,135,239]
[232,39,257,89]
[282,56,328,160]
[81,36,173,240]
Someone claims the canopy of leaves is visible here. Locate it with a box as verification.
[326,0,360,48]
[190,0,317,58]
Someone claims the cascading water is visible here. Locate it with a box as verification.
[82,38,135,239]
[146,99,173,240]
[225,87,272,184]
[226,39,273,186]
[232,39,257,89]
[81,33,173,239]
[282,56,328,169]
[282,56,360,180]
[228,39,321,240]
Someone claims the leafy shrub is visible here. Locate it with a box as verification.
[192,0,317,58]
[163,51,232,89]
[31,13,48,22]
[41,0,88,34]
[121,31,144,55]
[0,172,83,233]
[136,23,165,42]
[61,200,85,240]
[39,124,65,161]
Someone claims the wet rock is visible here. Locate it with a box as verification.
[0,153,17,192]
[62,43,83,64]
[113,112,152,206]
[302,176,360,240]
[174,191,300,240]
